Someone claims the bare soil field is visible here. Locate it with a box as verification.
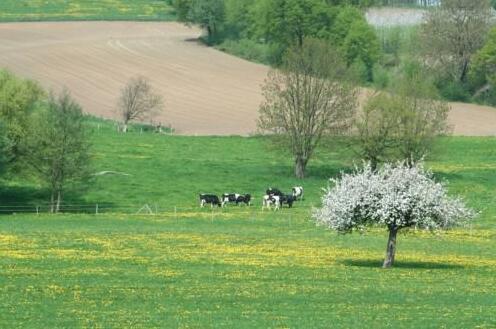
[1,21,495,136]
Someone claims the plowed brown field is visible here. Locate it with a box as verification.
[1,21,495,136]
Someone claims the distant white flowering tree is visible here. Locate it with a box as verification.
[313,162,475,268]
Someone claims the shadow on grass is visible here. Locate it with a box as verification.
[0,183,117,215]
[342,259,466,270]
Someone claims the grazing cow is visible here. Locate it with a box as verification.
[266,187,284,197]
[221,193,240,207]
[263,194,278,210]
[292,186,304,201]
[280,194,295,208]
[200,194,221,208]
[264,195,280,210]
[236,194,251,206]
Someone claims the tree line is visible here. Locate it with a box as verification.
[170,0,496,106]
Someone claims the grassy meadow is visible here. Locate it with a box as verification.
[0,120,495,327]
[0,1,174,22]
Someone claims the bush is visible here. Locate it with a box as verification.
[217,39,274,64]
[372,64,390,89]
[438,80,471,102]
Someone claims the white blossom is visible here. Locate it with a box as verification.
[313,162,476,233]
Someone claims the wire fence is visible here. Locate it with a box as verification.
[0,202,308,216]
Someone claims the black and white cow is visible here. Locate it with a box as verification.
[236,194,251,206]
[222,193,240,207]
[280,194,296,208]
[222,193,252,207]
[292,186,304,201]
[200,194,221,208]
[266,187,284,197]
[263,194,279,210]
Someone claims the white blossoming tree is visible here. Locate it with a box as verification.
[313,162,475,268]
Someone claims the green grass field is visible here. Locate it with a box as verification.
[0,121,495,327]
[0,0,174,22]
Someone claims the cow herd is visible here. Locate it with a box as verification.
[199,186,303,210]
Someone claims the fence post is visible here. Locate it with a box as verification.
[36,206,39,216]
[96,204,99,215]
[174,206,177,221]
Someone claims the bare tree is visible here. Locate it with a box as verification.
[117,76,164,133]
[258,39,358,179]
[421,0,493,83]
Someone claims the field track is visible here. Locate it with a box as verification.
[1,21,495,136]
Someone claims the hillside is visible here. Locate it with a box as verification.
[0,127,495,327]
[1,21,496,136]
[0,0,173,22]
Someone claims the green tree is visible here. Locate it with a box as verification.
[188,0,225,41]
[172,0,192,21]
[354,92,399,170]
[224,0,255,39]
[393,68,451,165]
[330,6,364,45]
[25,90,91,213]
[258,39,357,178]
[470,27,496,100]
[355,67,450,168]
[421,0,492,83]
[252,0,334,48]
[0,70,44,166]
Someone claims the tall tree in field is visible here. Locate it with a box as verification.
[117,76,164,133]
[392,68,451,165]
[354,92,400,171]
[258,39,358,178]
[355,68,450,168]
[314,162,475,268]
[0,70,44,167]
[25,90,91,213]
[421,0,493,83]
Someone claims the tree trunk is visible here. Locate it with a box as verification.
[295,157,307,179]
[55,190,61,213]
[50,190,55,213]
[383,228,398,268]
[122,123,128,133]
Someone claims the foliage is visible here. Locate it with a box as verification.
[0,70,45,167]
[173,0,225,41]
[354,91,399,169]
[420,0,493,84]
[314,161,475,267]
[390,65,451,164]
[24,90,91,212]
[342,19,380,80]
[251,0,335,48]
[470,27,496,104]
[355,67,450,168]
[216,39,274,64]
[258,39,358,178]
